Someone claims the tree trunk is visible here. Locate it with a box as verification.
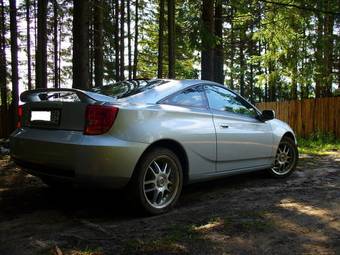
[94,0,103,87]
[133,0,138,79]
[314,2,324,98]
[127,0,132,79]
[0,0,7,135]
[89,0,93,87]
[229,6,234,90]
[249,23,254,103]
[36,0,47,89]
[201,0,214,81]
[119,0,125,80]
[114,0,120,81]
[72,0,89,89]
[239,29,245,97]
[323,0,334,97]
[213,0,223,84]
[53,0,59,88]
[26,0,32,90]
[9,0,19,130]
[157,0,165,78]
[167,0,175,78]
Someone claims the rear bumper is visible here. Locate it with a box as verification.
[10,128,148,188]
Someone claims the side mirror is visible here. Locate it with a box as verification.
[260,110,275,121]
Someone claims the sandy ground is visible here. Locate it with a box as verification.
[0,151,340,255]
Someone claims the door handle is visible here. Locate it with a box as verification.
[220,124,229,128]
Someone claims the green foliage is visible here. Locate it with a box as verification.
[298,133,340,155]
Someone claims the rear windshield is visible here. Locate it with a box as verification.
[89,79,168,99]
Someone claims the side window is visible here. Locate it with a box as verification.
[205,85,257,117]
[162,86,206,108]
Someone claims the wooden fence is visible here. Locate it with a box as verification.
[1,98,340,139]
[256,97,340,139]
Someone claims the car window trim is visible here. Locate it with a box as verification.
[157,84,209,110]
[202,83,262,118]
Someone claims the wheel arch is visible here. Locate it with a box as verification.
[133,139,189,184]
[282,131,297,144]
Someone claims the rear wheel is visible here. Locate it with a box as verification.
[268,137,298,178]
[130,148,183,215]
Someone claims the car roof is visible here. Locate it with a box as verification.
[119,79,221,104]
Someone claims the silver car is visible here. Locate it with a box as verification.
[10,79,298,214]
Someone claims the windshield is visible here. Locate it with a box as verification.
[89,79,168,99]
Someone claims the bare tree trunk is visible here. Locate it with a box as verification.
[214,0,223,84]
[133,0,138,79]
[0,0,7,135]
[201,0,214,81]
[157,0,164,78]
[89,0,93,87]
[9,0,19,130]
[72,0,89,89]
[127,0,132,79]
[36,0,47,89]
[94,0,103,87]
[58,16,61,88]
[114,0,120,81]
[239,29,245,97]
[53,0,59,88]
[324,0,334,97]
[120,0,125,80]
[167,0,175,78]
[229,6,234,90]
[26,0,32,90]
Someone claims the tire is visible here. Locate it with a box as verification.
[268,136,298,178]
[130,147,183,215]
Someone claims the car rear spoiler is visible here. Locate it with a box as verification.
[20,88,116,103]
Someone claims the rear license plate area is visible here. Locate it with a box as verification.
[30,109,60,128]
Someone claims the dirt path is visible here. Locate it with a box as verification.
[0,152,339,255]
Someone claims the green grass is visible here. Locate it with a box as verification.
[298,133,340,155]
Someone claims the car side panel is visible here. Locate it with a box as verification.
[110,104,217,176]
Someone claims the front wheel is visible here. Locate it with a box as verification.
[268,137,298,178]
[130,147,183,215]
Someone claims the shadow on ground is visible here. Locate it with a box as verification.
[0,152,339,255]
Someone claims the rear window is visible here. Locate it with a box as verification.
[89,79,167,99]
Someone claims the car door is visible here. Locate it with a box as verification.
[159,85,216,177]
[204,85,274,172]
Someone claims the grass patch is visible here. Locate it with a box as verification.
[122,225,198,254]
[297,133,340,155]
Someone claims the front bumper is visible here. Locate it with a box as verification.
[10,128,148,188]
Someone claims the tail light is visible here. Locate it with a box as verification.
[17,105,23,128]
[84,105,119,135]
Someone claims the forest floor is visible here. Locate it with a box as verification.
[0,150,340,255]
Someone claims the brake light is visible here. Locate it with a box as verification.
[17,105,23,128]
[84,105,119,135]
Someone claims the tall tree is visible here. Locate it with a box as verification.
[26,0,32,90]
[133,0,138,79]
[213,0,223,83]
[114,0,120,80]
[127,0,132,79]
[157,0,165,78]
[201,0,214,81]
[0,0,7,134]
[119,0,125,80]
[94,0,103,87]
[53,0,59,88]
[36,0,47,89]
[167,0,175,78]
[72,0,89,89]
[9,0,19,129]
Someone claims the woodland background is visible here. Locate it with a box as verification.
[0,0,339,137]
